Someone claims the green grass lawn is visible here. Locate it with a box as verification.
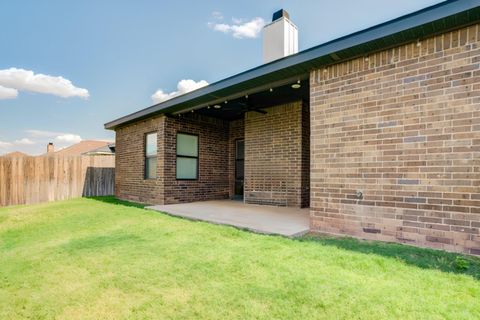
[0,197,479,319]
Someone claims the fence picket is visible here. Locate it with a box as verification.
[0,155,115,206]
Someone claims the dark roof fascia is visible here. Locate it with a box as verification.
[105,0,480,130]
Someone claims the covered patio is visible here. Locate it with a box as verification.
[147,200,310,237]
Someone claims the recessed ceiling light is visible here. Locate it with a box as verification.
[213,105,222,109]
[224,100,228,104]
[269,88,273,92]
[291,80,301,89]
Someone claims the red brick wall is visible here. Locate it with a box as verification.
[163,114,230,204]
[310,24,480,255]
[115,113,230,205]
[244,101,309,207]
[115,115,165,204]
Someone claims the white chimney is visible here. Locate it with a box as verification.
[262,9,298,64]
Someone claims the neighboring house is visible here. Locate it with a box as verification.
[3,151,29,157]
[106,1,480,255]
[48,140,114,156]
[82,143,115,156]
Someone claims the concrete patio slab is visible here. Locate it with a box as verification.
[146,200,310,237]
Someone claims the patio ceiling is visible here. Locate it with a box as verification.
[175,80,309,121]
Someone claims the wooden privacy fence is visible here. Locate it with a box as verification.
[0,155,115,206]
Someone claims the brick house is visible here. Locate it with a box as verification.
[106,0,480,255]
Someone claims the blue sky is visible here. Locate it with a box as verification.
[0,0,443,155]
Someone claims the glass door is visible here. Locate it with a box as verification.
[234,139,244,199]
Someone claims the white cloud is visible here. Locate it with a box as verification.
[55,134,82,144]
[0,130,84,155]
[26,130,82,144]
[25,129,62,138]
[208,16,265,39]
[26,129,81,143]
[212,11,223,20]
[13,138,34,145]
[0,68,89,100]
[152,79,208,104]
[0,140,13,149]
[0,137,34,149]
[0,136,36,154]
[232,17,243,24]
[0,85,18,100]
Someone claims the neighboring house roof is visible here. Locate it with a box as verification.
[55,140,113,156]
[105,0,480,130]
[3,151,29,157]
[82,143,115,156]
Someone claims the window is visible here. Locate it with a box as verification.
[176,133,198,180]
[145,132,157,179]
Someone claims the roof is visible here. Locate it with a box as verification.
[55,140,113,156]
[3,151,29,157]
[82,143,115,156]
[105,0,480,130]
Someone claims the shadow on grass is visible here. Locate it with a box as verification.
[300,234,480,280]
[86,196,146,209]
[62,232,144,252]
